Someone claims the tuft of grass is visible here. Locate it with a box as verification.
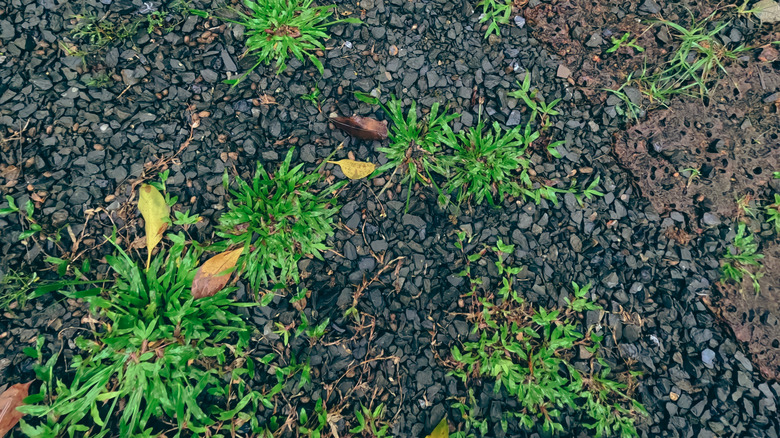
[449,236,647,437]
[508,73,561,130]
[216,148,344,290]
[19,236,267,436]
[441,108,569,208]
[642,13,749,103]
[374,96,459,210]
[721,222,764,295]
[349,403,391,437]
[212,0,360,85]
[0,270,39,312]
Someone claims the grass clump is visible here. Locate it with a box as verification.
[442,115,539,207]
[721,222,764,295]
[448,234,646,437]
[0,270,39,312]
[209,0,359,84]
[19,236,267,437]
[375,97,459,209]
[216,148,343,290]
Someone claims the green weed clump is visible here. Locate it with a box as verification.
[205,0,359,84]
[374,97,459,209]
[721,222,764,295]
[216,148,343,290]
[477,0,513,38]
[18,236,269,437]
[448,233,647,437]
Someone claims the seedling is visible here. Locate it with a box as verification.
[301,85,323,112]
[476,0,512,38]
[681,166,701,188]
[606,32,645,54]
[721,222,764,295]
[575,176,606,207]
[1,195,43,241]
[605,73,643,120]
[508,73,561,129]
[349,403,391,437]
[299,399,329,437]
[766,194,780,233]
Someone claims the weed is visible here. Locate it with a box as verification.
[216,148,344,290]
[85,72,112,88]
[299,399,329,437]
[508,73,561,129]
[375,97,459,210]
[477,0,512,38]
[145,10,169,33]
[213,0,360,85]
[301,85,323,112]
[766,194,780,233]
[604,73,643,120]
[19,235,268,436]
[681,166,701,188]
[0,270,39,312]
[641,14,749,102]
[606,32,645,54]
[575,176,606,207]
[721,222,764,294]
[448,241,646,437]
[441,109,554,207]
[350,403,391,437]
[736,194,758,219]
[450,390,489,438]
[1,195,43,241]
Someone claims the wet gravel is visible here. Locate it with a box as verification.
[1,0,779,436]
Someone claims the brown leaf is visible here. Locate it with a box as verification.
[0,381,32,437]
[330,115,388,141]
[192,248,244,299]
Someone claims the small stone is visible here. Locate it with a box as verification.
[702,349,716,368]
[556,64,572,79]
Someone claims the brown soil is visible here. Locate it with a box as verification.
[614,63,780,220]
[707,241,780,381]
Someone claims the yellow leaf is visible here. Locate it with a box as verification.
[191,248,244,299]
[138,184,170,269]
[425,417,449,438]
[328,159,376,180]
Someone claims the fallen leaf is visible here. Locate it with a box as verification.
[327,159,376,180]
[138,184,170,269]
[425,417,449,438]
[0,381,32,437]
[330,115,388,141]
[192,248,244,299]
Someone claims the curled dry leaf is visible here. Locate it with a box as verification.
[0,381,32,437]
[330,115,388,141]
[327,159,376,180]
[138,184,170,269]
[425,417,449,438]
[192,248,244,299]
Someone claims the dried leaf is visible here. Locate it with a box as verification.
[330,115,388,141]
[327,159,376,180]
[138,184,170,269]
[425,417,449,438]
[0,381,32,437]
[192,248,244,299]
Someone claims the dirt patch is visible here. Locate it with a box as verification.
[614,63,780,220]
[706,241,780,381]
[523,0,713,94]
